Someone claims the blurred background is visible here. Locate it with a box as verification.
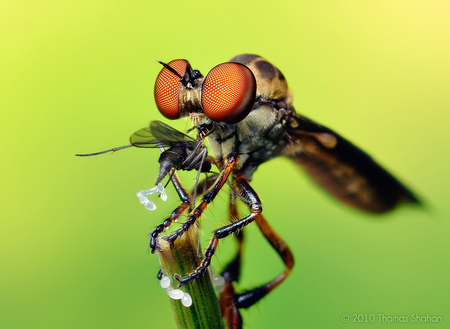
[1,1,449,328]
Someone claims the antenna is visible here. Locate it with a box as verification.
[75,145,132,157]
[157,60,183,79]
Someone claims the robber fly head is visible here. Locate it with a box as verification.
[154,59,257,125]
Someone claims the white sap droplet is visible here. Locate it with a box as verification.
[213,275,225,287]
[144,201,156,211]
[156,183,164,194]
[215,284,225,293]
[213,276,225,293]
[136,185,165,211]
[181,293,192,307]
[168,289,184,300]
[160,276,171,289]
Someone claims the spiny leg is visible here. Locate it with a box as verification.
[232,213,294,308]
[185,172,245,329]
[231,174,294,309]
[164,155,237,251]
[221,191,244,283]
[220,275,243,329]
[219,192,244,329]
[174,167,262,287]
[149,170,192,253]
[156,174,219,280]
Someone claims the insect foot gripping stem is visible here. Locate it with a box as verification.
[156,225,224,328]
[136,183,167,211]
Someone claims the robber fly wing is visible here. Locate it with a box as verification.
[130,120,194,148]
[282,112,420,213]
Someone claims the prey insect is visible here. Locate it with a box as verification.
[76,120,213,210]
[78,54,419,328]
[129,120,212,186]
[77,120,212,186]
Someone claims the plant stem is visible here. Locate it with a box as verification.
[156,226,224,329]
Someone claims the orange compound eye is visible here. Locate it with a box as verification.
[154,59,189,119]
[201,62,256,124]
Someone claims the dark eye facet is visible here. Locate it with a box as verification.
[154,59,188,120]
[201,62,256,124]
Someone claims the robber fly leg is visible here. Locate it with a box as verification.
[149,171,192,253]
[164,154,236,252]
[220,193,244,283]
[174,168,261,287]
[231,213,294,309]
[155,174,219,279]
[219,195,244,329]
[220,275,243,329]
[230,175,294,309]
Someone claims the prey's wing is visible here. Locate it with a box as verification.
[282,112,419,213]
[130,120,195,148]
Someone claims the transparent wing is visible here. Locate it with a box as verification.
[130,120,195,148]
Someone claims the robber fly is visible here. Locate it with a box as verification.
[147,54,419,327]
[78,54,419,328]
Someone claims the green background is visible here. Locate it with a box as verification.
[1,1,449,328]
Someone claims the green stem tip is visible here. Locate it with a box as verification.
[156,226,225,329]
